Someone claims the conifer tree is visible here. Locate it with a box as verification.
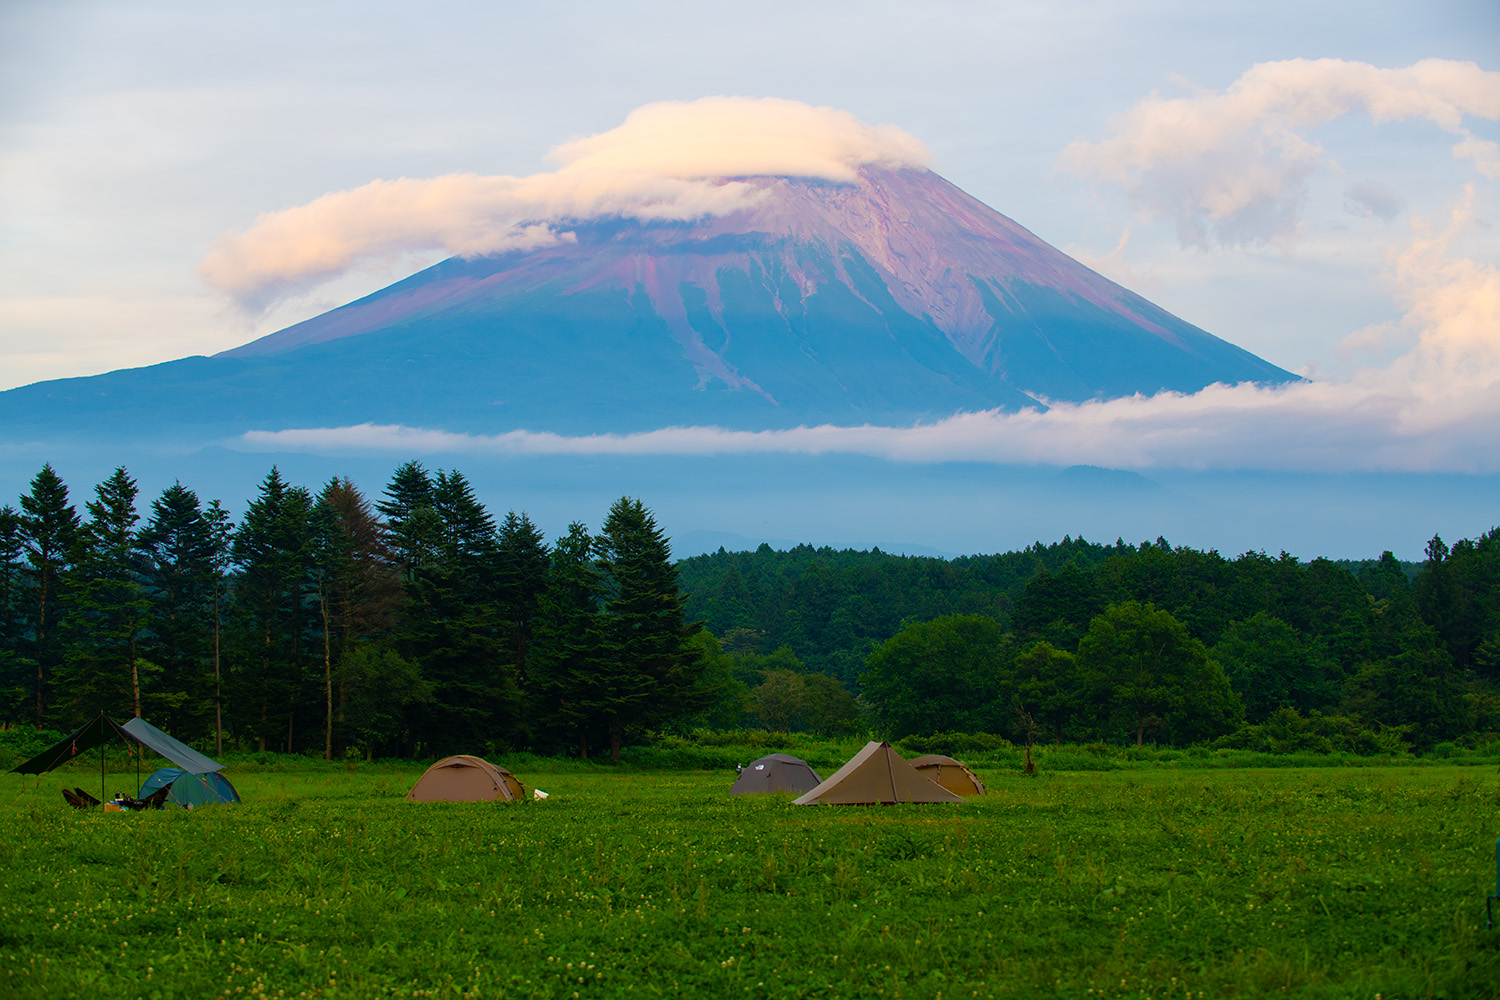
[394,468,519,753]
[232,468,314,750]
[138,482,219,736]
[529,522,606,757]
[0,506,24,724]
[311,478,403,759]
[205,499,234,753]
[378,460,438,578]
[595,497,705,761]
[63,467,151,719]
[495,510,549,685]
[18,464,80,728]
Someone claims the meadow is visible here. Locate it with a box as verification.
[2,759,1499,999]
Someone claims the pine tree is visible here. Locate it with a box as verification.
[0,506,25,724]
[433,469,495,561]
[378,460,438,578]
[17,464,81,728]
[528,522,606,757]
[595,497,706,761]
[495,511,550,686]
[393,468,520,754]
[232,468,314,750]
[204,499,234,754]
[311,478,403,759]
[138,482,219,737]
[63,467,151,719]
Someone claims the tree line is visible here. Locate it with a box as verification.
[0,463,705,761]
[679,528,1499,751]
[3,460,1495,757]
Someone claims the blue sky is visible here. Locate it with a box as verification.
[0,0,1497,556]
[2,0,1493,384]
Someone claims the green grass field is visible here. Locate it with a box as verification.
[3,762,1498,999]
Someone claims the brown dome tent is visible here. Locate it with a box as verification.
[793,741,964,806]
[909,754,987,795]
[406,755,523,803]
[729,753,822,795]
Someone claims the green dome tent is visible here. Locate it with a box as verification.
[138,768,241,808]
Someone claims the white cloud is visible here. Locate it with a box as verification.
[240,190,1500,475]
[547,97,930,181]
[1059,58,1500,249]
[199,97,930,312]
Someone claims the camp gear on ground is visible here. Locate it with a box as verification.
[9,711,232,809]
[138,768,240,808]
[792,741,965,805]
[729,753,823,795]
[909,754,987,795]
[406,755,524,802]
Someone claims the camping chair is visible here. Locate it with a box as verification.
[136,786,171,810]
[61,788,88,809]
[73,787,101,807]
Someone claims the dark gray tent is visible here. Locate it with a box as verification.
[729,754,822,795]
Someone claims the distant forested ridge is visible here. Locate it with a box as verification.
[1,461,1495,758]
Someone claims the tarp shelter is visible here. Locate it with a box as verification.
[729,754,822,795]
[793,741,965,806]
[138,768,241,808]
[406,755,523,802]
[8,711,228,806]
[910,754,987,796]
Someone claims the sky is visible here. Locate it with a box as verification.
[1,0,1498,554]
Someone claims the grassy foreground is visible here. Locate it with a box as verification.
[2,763,1498,999]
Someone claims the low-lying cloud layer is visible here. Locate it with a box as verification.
[199,97,929,311]
[243,191,1500,475]
[1060,58,1500,249]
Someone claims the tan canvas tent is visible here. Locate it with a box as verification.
[792,741,964,806]
[910,754,986,796]
[406,755,523,803]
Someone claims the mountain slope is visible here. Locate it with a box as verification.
[0,166,1296,441]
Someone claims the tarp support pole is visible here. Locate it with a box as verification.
[1489,837,1500,930]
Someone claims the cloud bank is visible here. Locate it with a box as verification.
[242,191,1500,475]
[1059,58,1500,249]
[200,97,929,311]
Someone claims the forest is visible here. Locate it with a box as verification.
[1,461,1496,758]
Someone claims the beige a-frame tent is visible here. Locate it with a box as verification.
[792,741,964,805]
[910,754,987,796]
[406,755,523,802]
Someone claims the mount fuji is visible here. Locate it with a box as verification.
[0,164,1295,444]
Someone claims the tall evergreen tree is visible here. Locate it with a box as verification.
[495,511,550,686]
[394,468,519,754]
[0,506,25,724]
[378,460,439,578]
[62,467,151,720]
[594,497,706,760]
[17,464,81,728]
[528,522,607,757]
[138,482,219,737]
[311,478,403,759]
[433,469,495,561]
[232,468,314,750]
[204,499,234,753]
